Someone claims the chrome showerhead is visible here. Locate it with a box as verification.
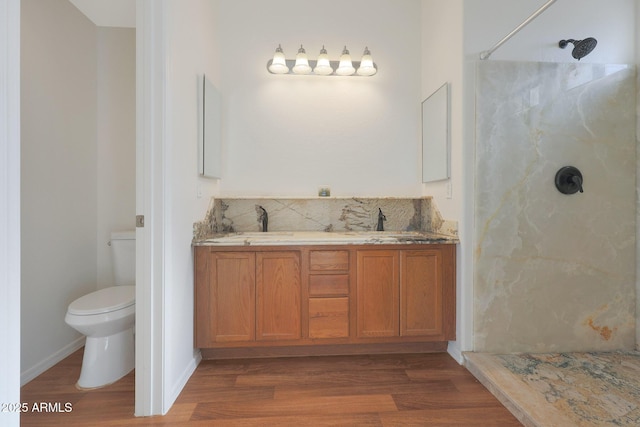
[559,38,597,60]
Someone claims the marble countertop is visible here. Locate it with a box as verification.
[193,231,458,246]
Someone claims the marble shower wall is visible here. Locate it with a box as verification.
[474,61,636,353]
[637,65,640,352]
[193,197,458,239]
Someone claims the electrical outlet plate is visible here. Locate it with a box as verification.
[318,187,331,197]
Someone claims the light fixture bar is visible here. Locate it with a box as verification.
[266,59,377,76]
[266,45,377,76]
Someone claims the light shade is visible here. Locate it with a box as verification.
[356,47,377,76]
[292,45,312,74]
[268,44,289,74]
[313,45,334,75]
[335,46,355,76]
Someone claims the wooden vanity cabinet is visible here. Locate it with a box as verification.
[195,243,456,354]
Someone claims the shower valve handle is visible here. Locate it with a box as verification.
[571,175,583,193]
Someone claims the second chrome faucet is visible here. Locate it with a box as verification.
[257,205,268,232]
[376,208,386,231]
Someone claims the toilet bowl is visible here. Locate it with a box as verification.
[65,231,135,389]
[65,286,135,388]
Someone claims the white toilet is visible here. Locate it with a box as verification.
[65,230,135,389]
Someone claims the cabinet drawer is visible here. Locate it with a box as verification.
[309,297,349,338]
[309,250,349,271]
[309,274,349,296]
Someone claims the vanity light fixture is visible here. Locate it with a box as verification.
[292,45,312,74]
[335,46,356,76]
[356,47,377,76]
[266,44,377,77]
[268,44,289,74]
[313,46,334,75]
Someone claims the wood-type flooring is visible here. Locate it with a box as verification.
[20,349,522,426]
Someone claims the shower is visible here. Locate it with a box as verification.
[558,37,598,60]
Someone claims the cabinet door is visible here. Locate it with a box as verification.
[401,250,442,336]
[356,250,399,337]
[256,251,301,341]
[208,252,256,343]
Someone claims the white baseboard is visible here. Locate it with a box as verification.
[163,350,202,415]
[447,341,463,364]
[21,337,85,386]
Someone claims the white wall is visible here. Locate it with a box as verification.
[421,1,463,210]
[216,0,422,197]
[20,0,98,383]
[420,0,469,360]
[97,27,136,288]
[161,0,220,411]
[0,0,21,424]
[68,0,136,28]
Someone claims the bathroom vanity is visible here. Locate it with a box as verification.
[193,231,456,359]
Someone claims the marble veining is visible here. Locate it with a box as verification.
[193,197,457,241]
[466,351,640,427]
[474,61,636,353]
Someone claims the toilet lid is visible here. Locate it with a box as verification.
[68,286,135,315]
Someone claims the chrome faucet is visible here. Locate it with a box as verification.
[258,206,268,232]
[376,208,386,231]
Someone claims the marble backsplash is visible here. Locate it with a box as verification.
[474,61,636,353]
[193,197,457,240]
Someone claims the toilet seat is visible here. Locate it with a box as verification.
[68,286,135,316]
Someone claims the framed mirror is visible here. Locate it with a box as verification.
[199,75,222,178]
[421,82,450,183]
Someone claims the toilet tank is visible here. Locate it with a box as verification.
[110,230,136,286]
